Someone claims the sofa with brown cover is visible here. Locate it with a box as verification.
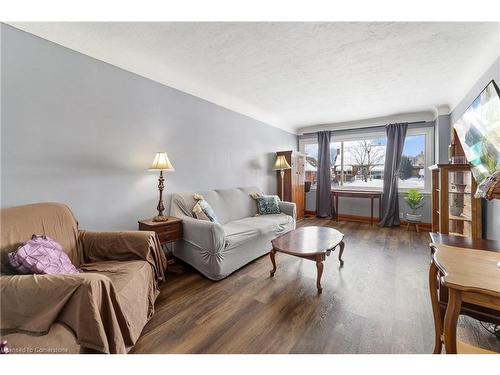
[0,203,167,354]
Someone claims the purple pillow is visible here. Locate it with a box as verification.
[8,235,80,275]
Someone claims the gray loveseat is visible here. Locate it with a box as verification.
[169,187,296,280]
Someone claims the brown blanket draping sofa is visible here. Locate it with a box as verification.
[0,203,167,354]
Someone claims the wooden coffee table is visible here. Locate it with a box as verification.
[270,226,345,294]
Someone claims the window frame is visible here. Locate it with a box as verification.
[299,125,434,193]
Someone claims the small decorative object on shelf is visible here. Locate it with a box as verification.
[449,198,464,217]
[403,188,425,222]
[149,152,175,222]
[451,182,467,193]
[451,156,466,164]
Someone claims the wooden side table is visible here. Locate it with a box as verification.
[429,233,500,325]
[330,190,382,226]
[429,243,500,354]
[138,217,182,264]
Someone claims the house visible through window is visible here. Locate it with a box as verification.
[301,128,431,191]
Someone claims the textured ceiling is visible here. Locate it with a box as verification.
[8,22,500,133]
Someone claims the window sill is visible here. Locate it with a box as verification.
[306,187,432,195]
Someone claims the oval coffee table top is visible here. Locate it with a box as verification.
[271,226,344,256]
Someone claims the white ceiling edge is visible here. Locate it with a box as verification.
[297,111,436,135]
[5,22,293,134]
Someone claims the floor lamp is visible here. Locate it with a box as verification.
[273,154,291,200]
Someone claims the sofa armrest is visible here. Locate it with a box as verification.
[78,230,167,281]
[279,201,296,221]
[0,273,87,334]
[181,216,226,253]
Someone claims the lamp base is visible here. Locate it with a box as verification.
[153,215,169,222]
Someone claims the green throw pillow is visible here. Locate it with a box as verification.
[254,195,281,215]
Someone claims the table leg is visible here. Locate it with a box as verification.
[370,196,374,226]
[270,249,277,277]
[429,261,442,354]
[315,255,324,294]
[336,194,339,222]
[443,288,462,354]
[338,241,345,267]
[330,194,335,220]
[378,196,382,223]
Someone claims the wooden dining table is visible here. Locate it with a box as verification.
[428,242,500,354]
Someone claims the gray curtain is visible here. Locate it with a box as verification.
[316,131,333,218]
[379,123,408,227]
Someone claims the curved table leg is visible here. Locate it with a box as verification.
[429,261,442,354]
[270,248,277,277]
[443,288,462,354]
[338,241,345,267]
[315,255,324,294]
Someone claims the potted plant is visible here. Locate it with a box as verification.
[450,198,465,216]
[403,189,425,222]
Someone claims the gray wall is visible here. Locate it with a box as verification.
[449,56,500,240]
[435,114,451,164]
[0,24,297,230]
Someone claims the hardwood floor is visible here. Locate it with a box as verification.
[131,218,500,354]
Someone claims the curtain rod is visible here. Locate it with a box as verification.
[301,120,427,136]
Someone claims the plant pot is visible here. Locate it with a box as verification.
[450,206,464,216]
[406,213,422,222]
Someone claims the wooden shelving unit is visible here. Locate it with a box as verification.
[276,150,306,220]
[429,164,482,239]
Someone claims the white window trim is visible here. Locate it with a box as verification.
[299,126,434,193]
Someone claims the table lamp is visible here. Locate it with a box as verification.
[273,154,291,200]
[149,152,175,222]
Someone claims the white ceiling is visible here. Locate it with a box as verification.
[8,22,500,134]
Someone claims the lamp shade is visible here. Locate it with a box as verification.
[149,152,175,171]
[273,155,291,170]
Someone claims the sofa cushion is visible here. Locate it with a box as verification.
[82,260,154,298]
[8,235,81,275]
[193,198,219,223]
[223,213,294,248]
[253,195,281,215]
[78,260,157,347]
[192,202,210,221]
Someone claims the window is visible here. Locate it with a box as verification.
[304,142,340,190]
[300,126,433,192]
[399,134,427,189]
[342,137,386,189]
